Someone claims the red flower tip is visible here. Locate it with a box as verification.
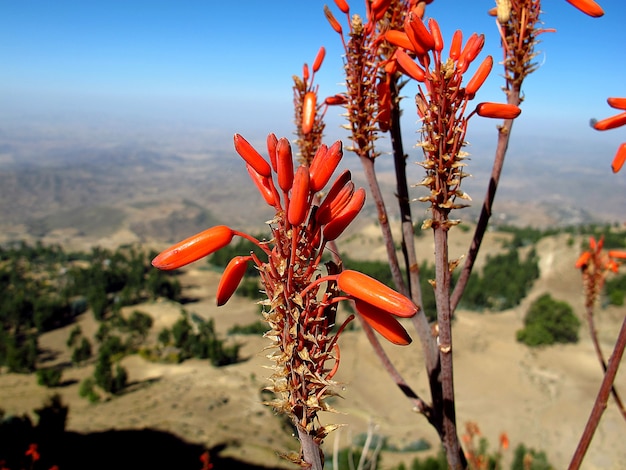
[612,143,626,173]
[234,134,272,177]
[475,102,521,119]
[464,55,493,98]
[301,91,317,135]
[287,165,311,226]
[322,187,366,241]
[324,5,343,35]
[312,46,326,73]
[592,112,626,131]
[337,270,418,318]
[334,0,350,14]
[607,97,626,111]
[152,225,234,270]
[217,256,252,306]
[309,140,343,193]
[354,299,412,345]
[575,251,591,269]
[565,0,604,17]
[276,138,294,192]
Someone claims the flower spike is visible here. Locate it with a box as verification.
[152,225,234,270]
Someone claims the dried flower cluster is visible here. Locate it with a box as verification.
[152,134,417,464]
[592,97,626,173]
[385,14,521,228]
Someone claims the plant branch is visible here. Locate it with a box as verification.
[450,87,520,313]
[296,423,323,470]
[585,304,626,421]
[569,314,626,470]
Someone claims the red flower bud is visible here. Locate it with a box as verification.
[266,133,278,172]
[322,187,365,241]
[288,165,311,226]
[428,18,444,53]
[565,0,604,17]
[354,300,412,345]
[607,97,626,110]
[475,102,521,119]
[216,256,252,306]
[310,141,343,192]
[337,270,418,318]
[312,46,326,73]
[449,30,463,60]
[234,134,271,178]
[592,112,626,131]
[302,91,317,135]
[394,49,426,82]
[465,55,493,98]
[152,226,234,270]
[385,30,415,51]
[324,5,343,34]
[276,138,294,192]
[316,180,354,226]
[612,142,626,173]
[246,164,276,207]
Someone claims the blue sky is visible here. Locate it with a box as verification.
[2,0,626,150]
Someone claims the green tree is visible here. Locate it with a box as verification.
[71,337,92,365]
[517,294,580,347]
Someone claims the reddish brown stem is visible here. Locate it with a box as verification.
[585,304,626,421]
[296,423,323,470]
[569,315,626,470]
[450,87,521,313]
[358,154,407,295]
[432,209,464,470]
[388,75,438,375]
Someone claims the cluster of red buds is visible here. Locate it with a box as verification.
[384,13,521,228]
[152,133,417,449]
[575,236,626,308]
[592,97,626,173]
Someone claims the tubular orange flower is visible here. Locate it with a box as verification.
[475,102,522,119]
[152,225,234,270]
[384,30,415,52]
[592,112,626,131]
[315,171,353,225]
[611,143,626,173]
[246,164,276,207]
[354,300,412,345]
[449,30,463,60]
[405,12,435,53]
[322,187,366,241]
[337,270,418,318]
[276,137,294,192]
[394,49,426,82]
[457,33,485,73]
[312,46,326,73]
[288,165,310,226]
[325,94,348,106]
[309,140,343,192]
[499,432,510,450]
[234,134,272,177]
[465,55,493,98]
[575,251,592,269]
[607,97,626,110]
[324,5,343,34]
[609,250,626,260]
[216,256,252,306]
[428,18,444,53]
[266,133,278,172]
[334,0,349,14]
[565,0,604,17]
[302,91,317,135]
